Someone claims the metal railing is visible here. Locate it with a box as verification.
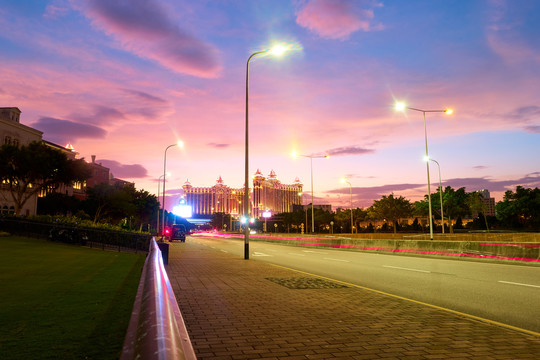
[0,217,151,252]
[121,238,196,360]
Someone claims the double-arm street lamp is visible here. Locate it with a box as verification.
[162,141,183,240]
[292,152,329,233]
[244,44,291,260]
[395,102,452,240]
[341,178,354,233]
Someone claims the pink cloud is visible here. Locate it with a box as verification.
[43,5,69,19]
[84,0,222,78]
[98,159,148,179]
[296,0,382,40]
[31,117,107,144]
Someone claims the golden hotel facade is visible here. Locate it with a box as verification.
[182,169,303,218]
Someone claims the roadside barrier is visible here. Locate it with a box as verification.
[121,238,196,360]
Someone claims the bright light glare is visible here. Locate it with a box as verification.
[270,44,287,56]
[395,102,406,111]
[177,140,184,148]
[445,109,453,115]
[423,155,430,162]
[340,178,346,183]
[291,151,297,158]
[172,204,192,218]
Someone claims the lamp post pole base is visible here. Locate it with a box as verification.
[244,243,249,260]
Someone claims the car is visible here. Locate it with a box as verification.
[171,224,186,242]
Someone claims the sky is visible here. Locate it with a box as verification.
[1,0,539,211]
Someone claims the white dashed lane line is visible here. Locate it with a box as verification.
[383,265,431,273]
[498,281,540,289]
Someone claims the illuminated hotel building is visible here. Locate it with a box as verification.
[182,170,303,218]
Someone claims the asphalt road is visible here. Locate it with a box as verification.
[188,234,540,334]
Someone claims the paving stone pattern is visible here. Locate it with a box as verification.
[167,242,540,360]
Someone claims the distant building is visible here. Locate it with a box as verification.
[73,155,134,199]
[182,177,245,216]
[182,169,303,218]
[41,140,85,198]
[86,155,110,188]
[0,107,42,216]
[477,189,496,217]
[0,107,42,147]
[253,169,303,217]
[110,176,135,188]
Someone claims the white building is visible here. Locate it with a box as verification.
[0,107,43,216]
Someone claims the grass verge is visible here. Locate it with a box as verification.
[0,236,145,360]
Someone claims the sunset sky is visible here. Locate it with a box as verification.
[1,0,539,210]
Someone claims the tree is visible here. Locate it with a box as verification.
[281,210,305,232]
[442,187,470,233]
[314,208,334,233]
[0,142,90,215]
[334,208,352,233]
[211,212,227,230]
[416,187,471,233]
[467,191,490,232]
[37,192,82,216]
[84,183,134,223]
[122,186,159,231]
[370,194,413,233]
[496,186,540,230]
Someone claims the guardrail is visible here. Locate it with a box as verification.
[121,238,196,360]
[0,218,151,252]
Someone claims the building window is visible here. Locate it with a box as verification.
[4,136,11,145]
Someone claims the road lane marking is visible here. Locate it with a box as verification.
[220,249,228,253]
[288,253,305,256]
[383,265,431,273]
[324,258,350,263]
[252,252,271,257]
[269,263,540,338]
[498,281,540,289]
[303,250,328,254]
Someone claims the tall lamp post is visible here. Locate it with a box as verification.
[162,141,183,240]
[156,173,165,235]
[396,102,452,240]
[244,44,290,260]
[293,152,329,233]
[428,157,444,234]
[341,178,354,233]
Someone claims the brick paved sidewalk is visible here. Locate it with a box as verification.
[167,241,540,360]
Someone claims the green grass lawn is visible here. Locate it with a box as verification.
[0,235,146,360]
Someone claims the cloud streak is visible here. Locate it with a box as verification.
[296,0,382,40]
[98,159,148,178]
[328,174,540,208]
[84,0,222,77]
[32,117,107,144]
[326,145,375,156]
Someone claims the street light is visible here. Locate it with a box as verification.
[292,151,329,233]
[396,102,452,240]
[162,141,183,240]
[341,178,354,234]
[426,157,444,234]
[156,172,170,235]
[298,192,306,233]
[244,44,292,260]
